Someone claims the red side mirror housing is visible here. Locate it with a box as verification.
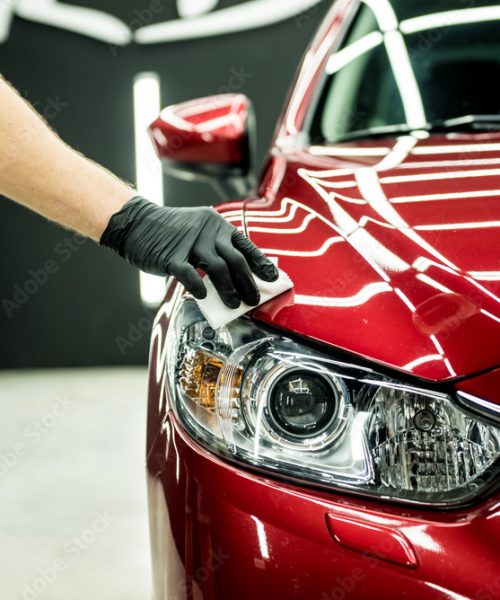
[148,93,253,173]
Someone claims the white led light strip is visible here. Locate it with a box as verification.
[133,72,166,307]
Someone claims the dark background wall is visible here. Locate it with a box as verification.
[0,0,329,369]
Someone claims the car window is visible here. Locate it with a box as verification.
[310,0,500,144]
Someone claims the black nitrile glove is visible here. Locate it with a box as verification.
[100,196,279,308]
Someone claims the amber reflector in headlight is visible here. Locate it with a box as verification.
[165,298,500,506]
[179,348,223,412]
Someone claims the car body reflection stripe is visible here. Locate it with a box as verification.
[413,143,500,154]
[247,212,316,234]
[391,189,500,203]
[322,167,500,189]
[402,355,444,370]
[415,221,500,231]
[260,236,344,257]
[294,282,392,307]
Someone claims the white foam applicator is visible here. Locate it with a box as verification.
[195,267,293,330]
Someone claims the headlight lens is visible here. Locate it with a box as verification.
[267,369,340,437]
[166,298,500,505]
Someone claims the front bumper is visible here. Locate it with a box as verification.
[147,411,500,600]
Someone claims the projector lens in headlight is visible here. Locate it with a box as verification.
[166,298,500,506]
[268,370,338,437]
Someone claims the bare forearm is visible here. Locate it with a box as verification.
[0,76,134,240]
[0,77,279,308]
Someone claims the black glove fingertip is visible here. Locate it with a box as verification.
[247,294,261,307]
[258,261,279,282]
[193,288,208,300]
[224,294,241,309]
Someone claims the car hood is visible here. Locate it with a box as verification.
[241,134,500,382]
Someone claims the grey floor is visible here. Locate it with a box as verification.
[0,368,151,600]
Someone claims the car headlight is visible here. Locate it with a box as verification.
[166,298,500,506]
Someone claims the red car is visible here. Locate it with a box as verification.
[146,1,500,598]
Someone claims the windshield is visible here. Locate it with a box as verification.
[310,0,500,144]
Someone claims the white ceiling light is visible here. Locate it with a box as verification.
[177,0,219,19]
[400,5,500,34]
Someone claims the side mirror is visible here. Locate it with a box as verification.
[148,93,256,200]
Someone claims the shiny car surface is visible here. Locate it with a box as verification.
[146,1,500,598]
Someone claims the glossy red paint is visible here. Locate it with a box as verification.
[325,513,418,569]
[146,279,500,600]
[146,2,500,598]
[146,407,500,600]
[243,134,500,381]
[148,93,249,166]
[456,368,500,406]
